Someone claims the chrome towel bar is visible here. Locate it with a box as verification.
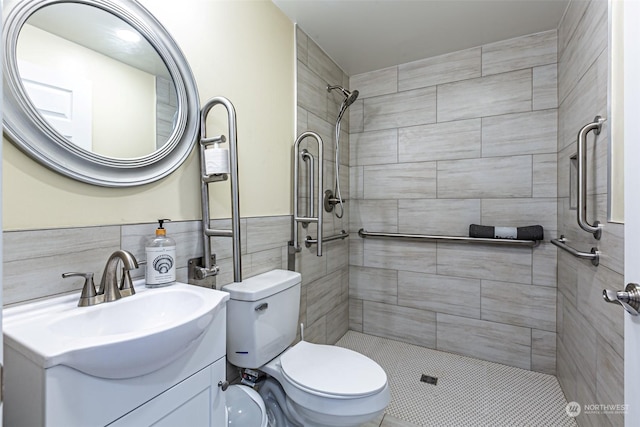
[577,116,605,239]
[358,229,540,247]
[551,236,599,266]
[305,230,348,247]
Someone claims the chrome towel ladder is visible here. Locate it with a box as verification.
[191,97,242,283]
[291,131,324,256]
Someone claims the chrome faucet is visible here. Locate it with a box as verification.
[99,250,139,302]
[63,250,139,307]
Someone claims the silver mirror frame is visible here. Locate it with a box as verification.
[3,0,200,187]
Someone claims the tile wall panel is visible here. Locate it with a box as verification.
[557,0,607,103]
[350,67,398,98]
[363,301,436,348]
[4,216,291,305]
[532,242,558,287]
[436,244,533,285]
[294,28,352,345]
[349,265,398,303]
[363,162,436,199]
[533,153,558,198]
[397,47,481,91]
[480,280,556,331]
[363,239,436,274]
[363,87,436,131]
[398,199,481,236]
[349,28,559,373]
[350,200,398,233]
[533,64,559,110]
[4,226,120,305]
[480,198,557,233]
[350,129,398,166]
[437,69,532,122]
[437,156,533,199]
[532,329,557,375]
[481,30,557,76]
[481,110,557,157]
[397,272,481,318]
[436,314,531,370]
[398,119,481,162]
[556,3,624,425]
[558,50,608,151]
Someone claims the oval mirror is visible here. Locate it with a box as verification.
[3,0,200,187]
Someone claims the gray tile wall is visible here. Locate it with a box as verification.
[348,30,559,374]
[3,216,292,306]
[295,27,350,345]
[556,2,624,427]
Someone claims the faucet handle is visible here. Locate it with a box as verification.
[119,268,136,297]
[62,272,99,307]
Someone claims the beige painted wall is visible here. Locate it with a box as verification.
[3,0,295,231]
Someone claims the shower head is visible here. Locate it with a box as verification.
[327,84,359,108]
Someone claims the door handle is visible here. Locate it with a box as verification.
[603,283,640,315]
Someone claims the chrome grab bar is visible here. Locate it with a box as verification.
[305,230,348,247]
[577,116,605,240]
[196,96,242,282]
[301,149,314,227]
[358,229,540,247]
[292,131,324,256]
[551,236,599,266]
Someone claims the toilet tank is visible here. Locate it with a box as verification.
[223,269,301,369]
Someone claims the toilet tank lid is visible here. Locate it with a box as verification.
[222,269,301,301]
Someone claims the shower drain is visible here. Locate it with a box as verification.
[420,374,438,385]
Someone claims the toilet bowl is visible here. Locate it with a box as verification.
[222,269,390,427]
[226,384,268,427]
[260,341,390,427]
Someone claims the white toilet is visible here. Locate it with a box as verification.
[223,269,390,427]
[226,384,268,427]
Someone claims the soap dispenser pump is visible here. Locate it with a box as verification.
[145,219,176,287]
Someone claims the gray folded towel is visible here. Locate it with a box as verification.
[469,224,544,241]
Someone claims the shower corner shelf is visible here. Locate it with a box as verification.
[358,229,540,247]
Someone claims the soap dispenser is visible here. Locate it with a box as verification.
[145,219,176,287]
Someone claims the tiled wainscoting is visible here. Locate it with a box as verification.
[3,215,348,347]
[347,30,558,374]
[3,217,291,305]
[556,2,624,427]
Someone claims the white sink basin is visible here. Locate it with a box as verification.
[4,282,229,379]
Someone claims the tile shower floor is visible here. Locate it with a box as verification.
[335,331,577,427]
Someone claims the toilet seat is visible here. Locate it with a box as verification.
[279,341,387,399]
[260,340,390,426]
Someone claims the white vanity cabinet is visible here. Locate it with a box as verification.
[3,285,229,427]
[109,357,226,427]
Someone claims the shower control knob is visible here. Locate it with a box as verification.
[603,283,640,315]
